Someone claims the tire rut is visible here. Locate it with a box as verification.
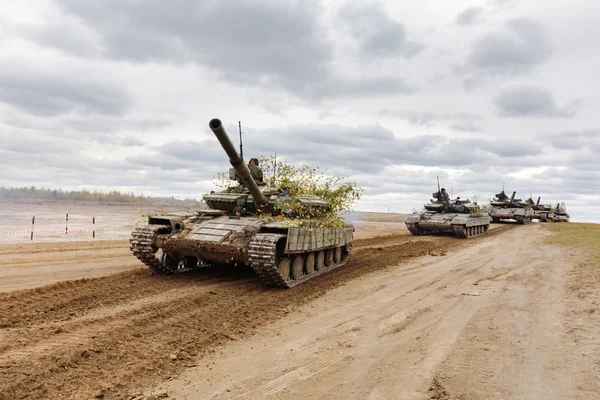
[0,231,511,400]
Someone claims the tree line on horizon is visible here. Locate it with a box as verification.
[0,186,201,205]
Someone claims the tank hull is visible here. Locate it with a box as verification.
[405,212,491,239]
[130,211,354,288]
[554,214,570,222]
[489,207,534,224]
[533,210,555,222]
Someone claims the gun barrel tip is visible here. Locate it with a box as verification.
[209,118,222,129]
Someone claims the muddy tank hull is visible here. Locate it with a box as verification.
[554,214,570,222]
[130,212,354,288]
[489,207,534,224]
[405,212,491,239]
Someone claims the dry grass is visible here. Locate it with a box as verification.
[544,222,600,262]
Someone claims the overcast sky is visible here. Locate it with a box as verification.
[1,0,599,222]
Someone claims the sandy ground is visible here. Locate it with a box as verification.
[0,208,406,292]
[0,205,598,400]
[153,224,599,400]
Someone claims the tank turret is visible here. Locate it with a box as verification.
[209,118,268,208]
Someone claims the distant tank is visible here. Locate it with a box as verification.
[130,118,354,288]
[488,189,534,224]
[405,186,491,238]
[526,197,555,222]
[553,203,570,222]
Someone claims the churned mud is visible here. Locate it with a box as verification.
[1,213,597,400]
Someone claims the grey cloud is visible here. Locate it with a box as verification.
[339,3,423,58]
[537,130,600,151]
[19,19,101,57]
[121,136,145,147]
[0,133,70,156]
[213,123,544,174]
[493,85,579,118]
[456,7,483,26]
[48,0,414,100]
[465,17,552,79]
[1,111,171,146]
[0,63,131,117]
[450,123,482,133]
[307,76,416,98]
[379,109,480,127]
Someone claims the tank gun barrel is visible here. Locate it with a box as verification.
[536,196,541,207]
[209,118,269,208]
[510,191,516,203]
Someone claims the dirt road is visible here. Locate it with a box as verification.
[152,223,599,400]
[0,211,407,292]
[0,222,598,400]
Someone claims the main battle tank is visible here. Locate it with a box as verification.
[129,118,354,288]
[526,197,555,222]
[554,203,570,222]
[488,190,534,224]
[405,189,491,238]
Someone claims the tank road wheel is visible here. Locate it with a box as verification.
[278,258,291,282]
[333,247,342,264]
[341,244,352,262]
[324,249,334,267]
[315,251,325,271]
[160,252,180,272]
[305,252,316,275]
[291,255,304,280]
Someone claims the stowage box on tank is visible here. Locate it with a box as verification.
[130,118,355,288]
[405,187,491,239]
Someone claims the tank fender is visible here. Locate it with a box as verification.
[405,214,421,223]
[148,214,188,232]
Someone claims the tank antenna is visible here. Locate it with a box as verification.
[238,121,243,158]
[451,179,453,199]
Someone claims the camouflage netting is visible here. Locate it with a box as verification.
[213,156,362,227]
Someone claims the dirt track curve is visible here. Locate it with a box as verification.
[1,223,598,400]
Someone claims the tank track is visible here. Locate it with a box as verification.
[248,233,352,289]
[408,222,489,239]
[405,223,438,236]
[451,224,489,238]
[130,224,172,274]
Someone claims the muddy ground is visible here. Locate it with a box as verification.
[0,205,598,400]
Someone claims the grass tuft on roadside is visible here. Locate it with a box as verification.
[544,222,600,262]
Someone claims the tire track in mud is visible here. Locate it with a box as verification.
[168,227,521,400]
[0,231,492,400]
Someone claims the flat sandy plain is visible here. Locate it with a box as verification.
[0,202,598,400]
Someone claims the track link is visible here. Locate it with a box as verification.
[451,224,489,238]
[405,223,439,236]
[248,233,352,289]
[130,224,171,274]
